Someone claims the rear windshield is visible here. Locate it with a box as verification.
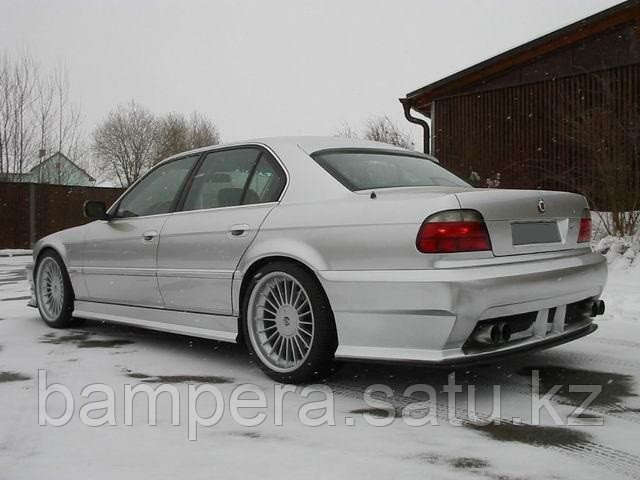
[312,150,470,191]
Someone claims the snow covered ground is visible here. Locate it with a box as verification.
[1,251,639,479]
[0,249,32,257]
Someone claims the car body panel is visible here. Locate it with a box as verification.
[73,300,237,342]
[157,203,277,314]
[29,136,608,366]
[239,191,465,271]
[33,225,88,300]
[455,188,588,256]
[317,250,606,361]
[82,215,170,306]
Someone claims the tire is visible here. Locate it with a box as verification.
[242,261,338,383]
[35,251,78,328]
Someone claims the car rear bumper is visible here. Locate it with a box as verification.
[317,250,607,364]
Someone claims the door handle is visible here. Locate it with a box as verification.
[142,230,158,242]
[228,224,250,237]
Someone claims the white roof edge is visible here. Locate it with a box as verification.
[158,136,421,165]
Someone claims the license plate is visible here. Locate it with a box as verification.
[512,221,560,245]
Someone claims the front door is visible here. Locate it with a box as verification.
[83,155,198,306]
[157,147,287,314]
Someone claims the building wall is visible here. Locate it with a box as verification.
[432,62,640,209]
[445,21,640,98]
[29,154,95,186]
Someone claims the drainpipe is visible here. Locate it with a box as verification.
[399,98,430,154]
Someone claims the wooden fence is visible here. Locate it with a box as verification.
[0,182,125,249]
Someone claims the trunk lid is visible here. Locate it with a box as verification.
[454,189,588,256]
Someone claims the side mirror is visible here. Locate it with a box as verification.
[83,200,110,221]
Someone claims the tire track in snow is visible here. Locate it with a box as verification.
[329,382,640,479]
[471,374,640,426]
[584,337,640,350]
[535,349,640,370]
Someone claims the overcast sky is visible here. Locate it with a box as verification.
[1,0,624,148]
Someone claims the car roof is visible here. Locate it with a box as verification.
[155,136,438,205]
[160,136,420,164]
[264,136,413,154]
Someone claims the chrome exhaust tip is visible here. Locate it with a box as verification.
[498,322,511,342]
[472,323,502,345]
[471,321,512,345]
[591,300,605,317]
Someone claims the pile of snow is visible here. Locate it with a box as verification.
[594,236,638,270]
[595,235,640,324]
[589,211,639,324]
[591,210,638,271]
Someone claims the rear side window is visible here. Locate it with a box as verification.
[182,148,285,211]
[244,155,286,204]
[312,150,470,191]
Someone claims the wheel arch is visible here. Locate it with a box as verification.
[34,245,65,270]
[33,235,70,269]
[33,244,76,299]
[235,254,336,346]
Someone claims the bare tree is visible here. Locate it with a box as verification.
[0,50,85,184]
[35,71,55,163]
[0,53,12,177]
[334,121,359,139]
[52,66,83,162]
[0,50,38,179]
[32,65,85,185]
[364,115,414,149]
[334,115,415,150]
[93,101,158,187]
[154,110,220,164]
[188,111,220,150]
[12,51,37,177]
[154,112,189,163]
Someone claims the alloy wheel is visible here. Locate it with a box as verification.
[37,257,65,321]
[247,272,315,373]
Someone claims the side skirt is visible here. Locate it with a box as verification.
[74,300,238,343]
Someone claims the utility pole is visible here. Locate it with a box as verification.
[37,148,46,183]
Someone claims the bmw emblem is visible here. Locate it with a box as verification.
[537,198,546,214]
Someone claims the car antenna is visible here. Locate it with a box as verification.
[370,191,377,199]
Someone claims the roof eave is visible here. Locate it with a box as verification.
[403,0,640,108]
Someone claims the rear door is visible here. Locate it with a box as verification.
[157,147,286,314]
[83,155,198,306]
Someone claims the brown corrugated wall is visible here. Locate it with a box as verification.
[0,183,124,249]
[432,63,640,209]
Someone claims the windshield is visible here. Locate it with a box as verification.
[312,150,470,191]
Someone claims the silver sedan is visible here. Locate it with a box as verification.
[28,137,607,382]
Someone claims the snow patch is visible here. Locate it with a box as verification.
[594,236,638,271]
[0,249,32,257]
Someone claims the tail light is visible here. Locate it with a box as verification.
[577,209,592,243]
[416,210,492,253]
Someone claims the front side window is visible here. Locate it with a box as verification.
[115,155,197,218]
[312,150,470,191]
[182,148,285,211]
